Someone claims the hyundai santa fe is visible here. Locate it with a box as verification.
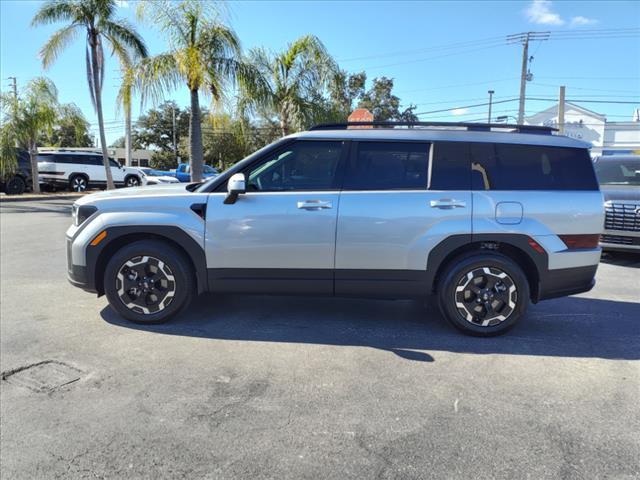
[65,122,604,336]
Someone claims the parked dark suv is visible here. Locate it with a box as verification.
[0,149,33,195]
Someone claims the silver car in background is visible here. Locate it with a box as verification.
[594,155,640,253]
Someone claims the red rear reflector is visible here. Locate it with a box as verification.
[527,238,545,254]
[559,234,601,250]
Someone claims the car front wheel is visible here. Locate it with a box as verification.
[437,252,530,336]
[104,240,195,324]
[125,175,141,187]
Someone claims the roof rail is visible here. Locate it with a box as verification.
[309,121,558,135]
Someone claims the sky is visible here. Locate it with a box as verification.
[1,0,639,146]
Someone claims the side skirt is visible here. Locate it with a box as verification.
[207,268,429,298]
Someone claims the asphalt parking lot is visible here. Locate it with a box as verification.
[1,199,639,479]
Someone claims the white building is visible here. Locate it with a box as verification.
[525,102,640,156]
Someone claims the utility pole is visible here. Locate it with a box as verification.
[487,90,495,123]
[172,105,177,163]
[558,85,566,135]
[507,31,550,124]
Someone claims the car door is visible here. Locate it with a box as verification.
[334,141,472,296]
[109,158,125,184]
[205,140,346,294]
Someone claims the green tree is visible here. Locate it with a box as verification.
[329,70,367,119]
[32,0,148,189]
[239,35,337,136]
[135,101,190,153]
[0,78,60,193]
[357,77,418,122]
[136,0,264,182]
[41,103,93,147]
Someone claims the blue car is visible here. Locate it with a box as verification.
[175,163,219,182]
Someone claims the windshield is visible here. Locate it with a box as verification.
[594,158,640,186]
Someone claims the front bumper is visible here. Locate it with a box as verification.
[66,236,97,293]
[600,229,640,253]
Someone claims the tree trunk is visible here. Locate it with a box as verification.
[280,107,289,137]
[189,89,203,183]
[125,101,132,167]
[91,40,115,189]
[29,142,40,194]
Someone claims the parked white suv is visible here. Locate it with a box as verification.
[38,150,143,191]
[66,122,604,336]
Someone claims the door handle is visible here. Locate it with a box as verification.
[297,200,333,210]
[430,199,466,209]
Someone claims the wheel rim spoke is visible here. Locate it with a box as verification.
[116,255,176,315]
[454,266,517,327]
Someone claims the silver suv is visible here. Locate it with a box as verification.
[66,122,604,336]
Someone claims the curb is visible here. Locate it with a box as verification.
[0,193,87,203]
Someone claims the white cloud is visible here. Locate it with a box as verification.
[116,0,129,7]
[570,15,598,26]
[525,0,565,25]
[451,108,469,116]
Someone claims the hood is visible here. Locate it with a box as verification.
[76,183,190,205]
[600,184,640,203]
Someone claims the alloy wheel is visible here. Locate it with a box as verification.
[454,267,517,327]
[116,255,176,315]
[126,176,140,187]
[72,177,87,192]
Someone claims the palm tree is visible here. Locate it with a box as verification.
[0,78,60,194]
[116,54,136,167]
[32,0,148,189]
[136,0,265,182]
[239,35,337,137]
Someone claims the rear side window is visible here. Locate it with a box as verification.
[430,142,470,190]
[343,142,429,190]
[470,143,599,190]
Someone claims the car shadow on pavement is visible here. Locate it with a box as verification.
[0,202,72,215]
[101,293,640,362]
[600,252,640,268]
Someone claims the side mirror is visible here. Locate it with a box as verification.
[224,173,246,204]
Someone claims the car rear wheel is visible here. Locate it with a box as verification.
[104,240,195,324]
[125,175,141,187]
[69,174,88,192]
[437,252,530,336]
[5,176,26,195]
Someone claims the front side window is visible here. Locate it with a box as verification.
[343,142,429,190]
[470,143,599,190]
[594,158,640,186]
[246,141,342,191]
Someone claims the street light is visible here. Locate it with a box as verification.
[487,90,495,123]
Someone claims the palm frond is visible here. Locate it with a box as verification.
[100,18,148,59]
[39,24,81,69]
[136,54,182,107]
[31,0,80,26]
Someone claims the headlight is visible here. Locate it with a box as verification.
[72,204,97,226]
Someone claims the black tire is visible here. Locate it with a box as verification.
[124,175,141,188]
[437,252,530,336]
[104,240,195,324]
[69,174,88,192]
[5,176,26,195]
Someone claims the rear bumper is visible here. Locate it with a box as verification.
[537,264,597,301]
